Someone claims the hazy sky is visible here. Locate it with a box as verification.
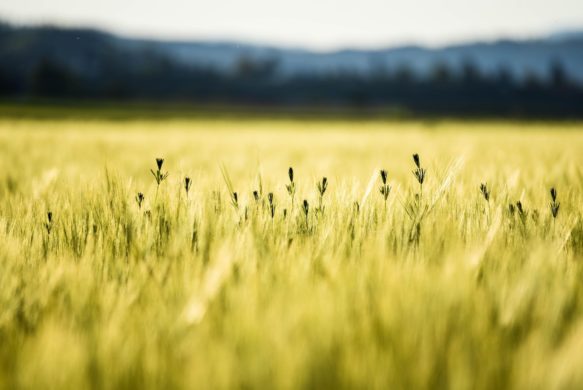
[1,0,582,50]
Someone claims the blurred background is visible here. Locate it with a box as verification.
[1,0,583,118]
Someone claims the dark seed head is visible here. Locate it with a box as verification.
[185,177,192,192]
[233,192,238,203]
[380,169,388,184]
[47,211,53,223]
[156,158,164,170]
[550,188,560,218]
[288,167,294,183]
[136,192,145,208]
[253,190,259,201]
[480,183,490,201]
[268,192,274,205]
[551,203,560,218]
[303,199,309,215]
[318,177,328,196]
[413,154,420,168]
[516,201,524,215]
[413,167,426,185]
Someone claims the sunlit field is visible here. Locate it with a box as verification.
[1,116,583,389]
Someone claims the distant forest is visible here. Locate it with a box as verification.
[1,24,583,118]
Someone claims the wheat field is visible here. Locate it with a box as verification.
[1,117,583,389]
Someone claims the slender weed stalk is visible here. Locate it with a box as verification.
[184,176,192,198]
[44,211,53,234]
[479,183,490,202]
[412,153,426,201]
[516,201,528,225]
[135,192,145,210]
[550,187,560,219]
[268,192,276,219]
[379,169,391,211]
[252,170,264,213]
[151,158,169,199]
[286,167,296,211]
[480,182,490,223]
[253,190,261,215]
[549,187,560,235]
[316,176,328,214]
[219,164,239,211]
[302,199,309,228]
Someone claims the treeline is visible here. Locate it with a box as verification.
[1,53,582,118]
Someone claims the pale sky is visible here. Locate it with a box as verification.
[1,0,583,50]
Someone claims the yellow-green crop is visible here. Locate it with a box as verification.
[1,117,583,389]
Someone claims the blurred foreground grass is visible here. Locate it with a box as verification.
[1,115,583,389]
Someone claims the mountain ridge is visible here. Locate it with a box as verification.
[2,22,583,82]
